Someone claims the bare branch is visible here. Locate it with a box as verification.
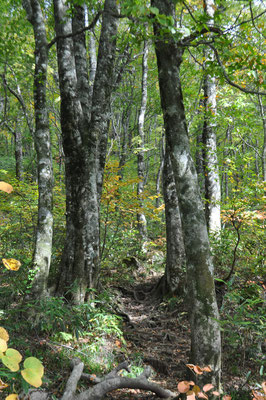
[2,74,34,135]
[249,2,266,38]
[182,1,198,24]
[225,9,266,33]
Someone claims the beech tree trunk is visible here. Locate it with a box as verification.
[152,0,221,387]
[22,0,54,298]
[258,94,266,181]
[137,38,149,240]
[54,0,118,303]
[162,142,185,296]
[202,0,221,234]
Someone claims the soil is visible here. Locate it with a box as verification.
[105,276,192,399]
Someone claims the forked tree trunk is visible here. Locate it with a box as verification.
[22,0,54,298]
[152,0,221,387]
[54,0,118,303]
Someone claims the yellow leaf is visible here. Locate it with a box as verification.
[6,348,22,363]
[21,357,44,387]
[0,327,9,342]
[192,385,201,395]
[2,259,21,271]
[2,349,22,372]
[0,338,8,352]
[0,182,13,193]
[21,369,43,388]
[6,395,19,400]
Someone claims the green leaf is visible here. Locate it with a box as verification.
[150,6,159,15]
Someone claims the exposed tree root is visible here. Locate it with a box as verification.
[61,359,177,400]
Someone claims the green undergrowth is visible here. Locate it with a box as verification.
[0,290,132,396]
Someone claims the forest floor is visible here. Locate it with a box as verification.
[2,263,260,399]
[105,274,191,399]
[102,270,249,399]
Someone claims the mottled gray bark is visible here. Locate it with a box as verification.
[54,0,118,303]
[202,0,221,234]
[152,0,221,387]
[162,142,185,296]
[222,125,231,202]
[88,30,97,114]
[156,135,164,209]
[137,38,149,239]
[22,0,54,298]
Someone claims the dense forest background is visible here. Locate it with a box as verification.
[0,0,265,399]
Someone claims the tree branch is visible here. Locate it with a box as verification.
[48,11,102,49]
[1,74,34,135]
[208,43,266,96]
[225,9,266,33]
[249,2,266,39]
[180,26,223,45]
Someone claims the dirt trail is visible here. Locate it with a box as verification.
[106,280,191,399]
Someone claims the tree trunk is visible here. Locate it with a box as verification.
[202,0,221,234]
[257,94,266,181]
[155,135,164,209]
[152,0,221,387]
[22,0,54,298]
[137,38,149,240]
[162,141,185,296]
[14,129,23,181]
[54,0,118,303]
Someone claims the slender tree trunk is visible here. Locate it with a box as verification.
[14,129,23,181]
[222,125,231,202]
[202,0,221,234]
[257,94,266,181]
[152,0,221,387]
[4,124,23,181]
[22,0,54,298]
[88,30,97,114]
[195,99,204,194]
[137,38,149,239]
